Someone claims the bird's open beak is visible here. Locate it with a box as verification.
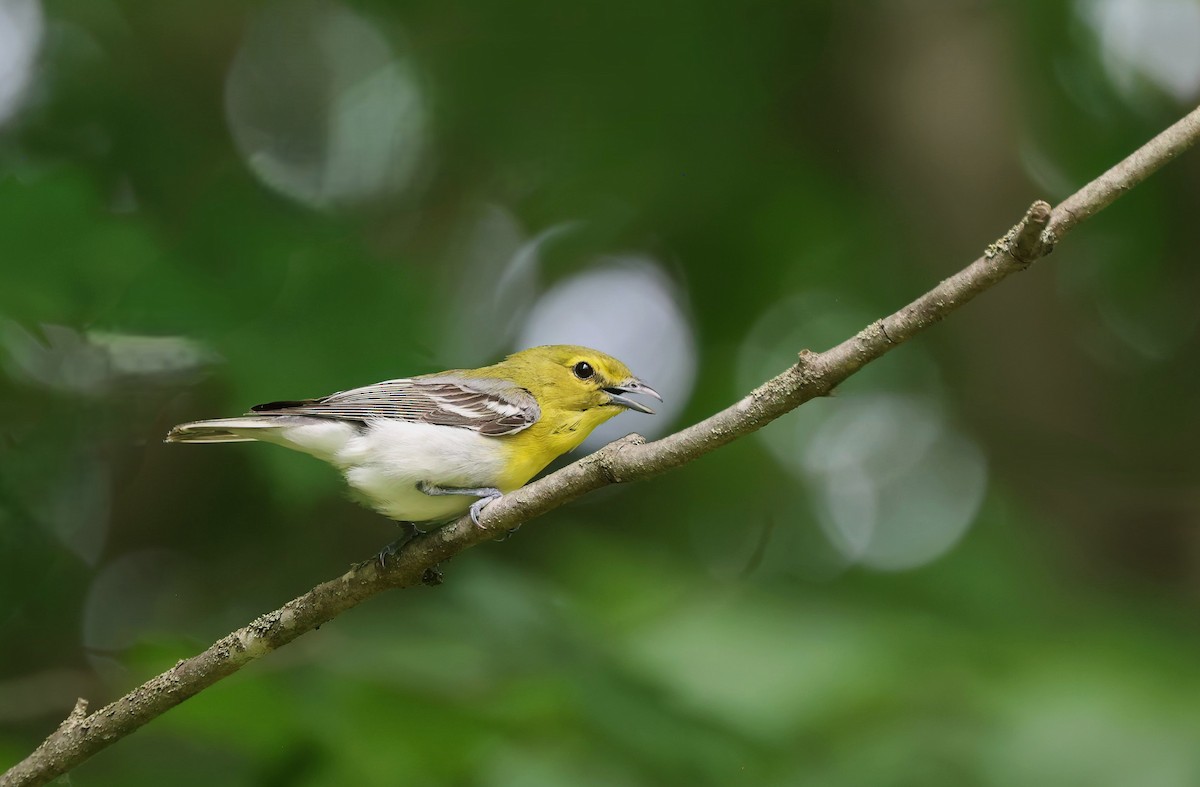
[603,377,663,414]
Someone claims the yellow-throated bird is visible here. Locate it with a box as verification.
[167,345,660,549]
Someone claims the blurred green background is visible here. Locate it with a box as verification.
[3,0,1200,784]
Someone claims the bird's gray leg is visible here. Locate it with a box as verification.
[377,521,423,568]
[417,482,503,528]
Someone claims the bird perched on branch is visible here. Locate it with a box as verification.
[166,345,660,550]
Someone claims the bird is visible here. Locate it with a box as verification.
[166,345,660,552]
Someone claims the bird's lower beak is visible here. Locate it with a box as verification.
[603,378,663,414]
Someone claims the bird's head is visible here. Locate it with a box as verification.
[499,345,662,422]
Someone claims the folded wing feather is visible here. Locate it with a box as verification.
[246,375,541,436]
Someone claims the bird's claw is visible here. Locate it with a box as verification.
[469,492,503,528]
[496,525,521,542]
[376,521,423,568]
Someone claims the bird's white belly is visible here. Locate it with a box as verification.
[332,420,507,523]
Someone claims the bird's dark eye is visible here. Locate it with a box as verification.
[573,361,594,379]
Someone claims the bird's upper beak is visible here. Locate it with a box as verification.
[603,377,663,414]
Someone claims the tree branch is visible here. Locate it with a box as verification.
[5,102,1200,787]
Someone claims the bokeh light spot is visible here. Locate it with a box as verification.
[1,321,218,394]
[0,0,42,127]
[1079,0,1200,102]
[806,394,988,571]
[82,550,205,652]
[225,0,429,210]
[739,293,986,571]
[32,450,110,566]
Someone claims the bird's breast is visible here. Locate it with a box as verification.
[493,409,613,489]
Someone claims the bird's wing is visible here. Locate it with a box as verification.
[248,375,541,436]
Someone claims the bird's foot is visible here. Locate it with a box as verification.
[376,521,423,569]
[417,482,503,529]
[468,492,503,528]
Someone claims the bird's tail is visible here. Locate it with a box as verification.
[165,415,353,463]
[165,416,296,444]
